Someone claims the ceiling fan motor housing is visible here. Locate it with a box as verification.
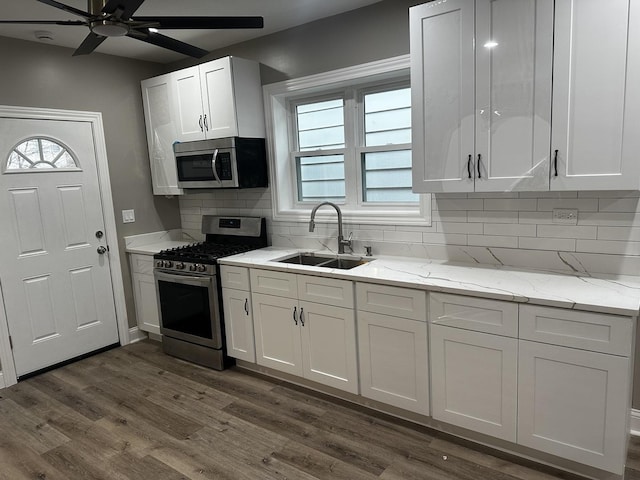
[90,20,129,36]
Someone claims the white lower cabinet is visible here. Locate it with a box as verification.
[221,266,255,362]
[250,269,358,394]
[430,325,518,441]
[129,253,160,335]
[357,311,429,415]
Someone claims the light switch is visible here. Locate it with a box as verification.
[122,209,135,223]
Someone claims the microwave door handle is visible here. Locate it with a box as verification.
[211,148,223,185]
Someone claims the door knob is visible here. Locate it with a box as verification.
[97,246,107,254]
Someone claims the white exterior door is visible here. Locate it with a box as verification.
[0,117,120,377]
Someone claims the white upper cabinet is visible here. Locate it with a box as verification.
[140,56,265,195]
[550,0,640,190]
[410,0,553,193]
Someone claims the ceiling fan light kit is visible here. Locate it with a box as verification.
[2,0,265,58]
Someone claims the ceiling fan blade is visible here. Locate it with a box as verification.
[36,0,91,19]
[133,16,264,29]
[127,30,208,58]
[72,32,107,56]
[0,20,86,25]
[102,0,145,20]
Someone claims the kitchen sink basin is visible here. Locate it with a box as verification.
[275,253,371,270]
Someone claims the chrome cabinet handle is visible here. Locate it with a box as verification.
[211,148,222,185]
[198,115,203,132]
[244,298,249,315]
[293,306,298,325]
[203,114,208,131]
[467,154,472,179]
[299,308,305,327]
[477,154,482,179]
[554,149,559,177]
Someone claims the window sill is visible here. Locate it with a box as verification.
[272,204,431,227]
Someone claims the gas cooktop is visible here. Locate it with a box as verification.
[154,242,255,265]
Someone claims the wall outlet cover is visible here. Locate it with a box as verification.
[552,208,578,225]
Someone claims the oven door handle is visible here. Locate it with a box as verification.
[154,270,213,287]
[211,148,222,185]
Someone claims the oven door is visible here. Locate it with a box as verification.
[176,147,239,189]
[154,270,223,349]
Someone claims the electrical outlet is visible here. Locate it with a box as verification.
[552,208,578,225]
[122,209,135,223]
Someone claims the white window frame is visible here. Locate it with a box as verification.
[264,55,430,226]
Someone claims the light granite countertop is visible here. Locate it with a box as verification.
[219,247,640,317]
[124,229,194,255]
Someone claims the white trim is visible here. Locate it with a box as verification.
[0,275,17,388]
[0,106,129,386]
[630,409,640,436]
[128,327,148,344]
[0,372,5,389]
[263,55,431,227]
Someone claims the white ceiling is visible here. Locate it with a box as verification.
[0,0,384,63]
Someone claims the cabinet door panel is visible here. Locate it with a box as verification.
[410,0,475,192]
[297,275,353,309]
[252,293,302,375]
[220,265,250,291]
[222,288,254,362]
[171,66,205,142]
[358,311,429,415]
[140,74,183,195]
[132,273,160,335]
[551,0,640,190]
[431,325,517,441]
[518,340,630,474]
[356,283,426,321]
[299,301,358,394]
[474,0,552,192]
[200,58,238,139]
[250,269,297,298]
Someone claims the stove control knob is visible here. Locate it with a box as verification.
[156,261,163,268]
[163,260,173,268]
[189,264,197,271]
[197,264,206,273]
[176,262,186,270]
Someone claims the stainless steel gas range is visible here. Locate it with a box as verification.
[153,215,266,370]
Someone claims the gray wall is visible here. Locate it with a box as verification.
[0,36,181,329]
[169,0,422,82]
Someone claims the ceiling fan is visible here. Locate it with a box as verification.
[0,0,264,58]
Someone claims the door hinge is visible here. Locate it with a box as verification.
[9,335,13,349]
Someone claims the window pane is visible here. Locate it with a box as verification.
[296,99,345,151]
[6,137,78,171]
[297,155,345,202]
[364,87,411,147]
[363,151,418,203]
[40,139,64,163]
[365,88,411,112]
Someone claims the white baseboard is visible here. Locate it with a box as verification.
[631,409,640,436]
[128,327,148,344]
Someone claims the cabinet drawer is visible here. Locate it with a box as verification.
[250,269,297,298]
[298,275,353,309]
[519,305,633,356]
[430,293,518,337]
[356,283,426,321]
[220,265,250,290]
[130,253,155,275]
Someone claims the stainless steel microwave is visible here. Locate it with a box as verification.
[175,137,268,189]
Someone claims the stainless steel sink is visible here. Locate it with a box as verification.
[275,253,371,270]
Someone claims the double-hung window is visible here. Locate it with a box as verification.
[265,55,430,226]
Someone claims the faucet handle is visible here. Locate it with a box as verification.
[343,232,354,253]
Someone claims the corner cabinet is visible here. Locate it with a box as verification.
[140,56,265,195]
[410,0,640,193]
[250,269,358,394]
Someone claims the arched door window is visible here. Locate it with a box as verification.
[5,137,78,171]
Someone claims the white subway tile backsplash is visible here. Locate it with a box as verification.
[518,237,576,252]
[483,223,536,237]
[468,210,518,223]
[179,189,640,276]
[483,199,537,211]
[537,225,597,240]
[467,235,519,248]
[537,198,598,212]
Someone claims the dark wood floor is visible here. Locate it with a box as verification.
[1,340,639,480]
